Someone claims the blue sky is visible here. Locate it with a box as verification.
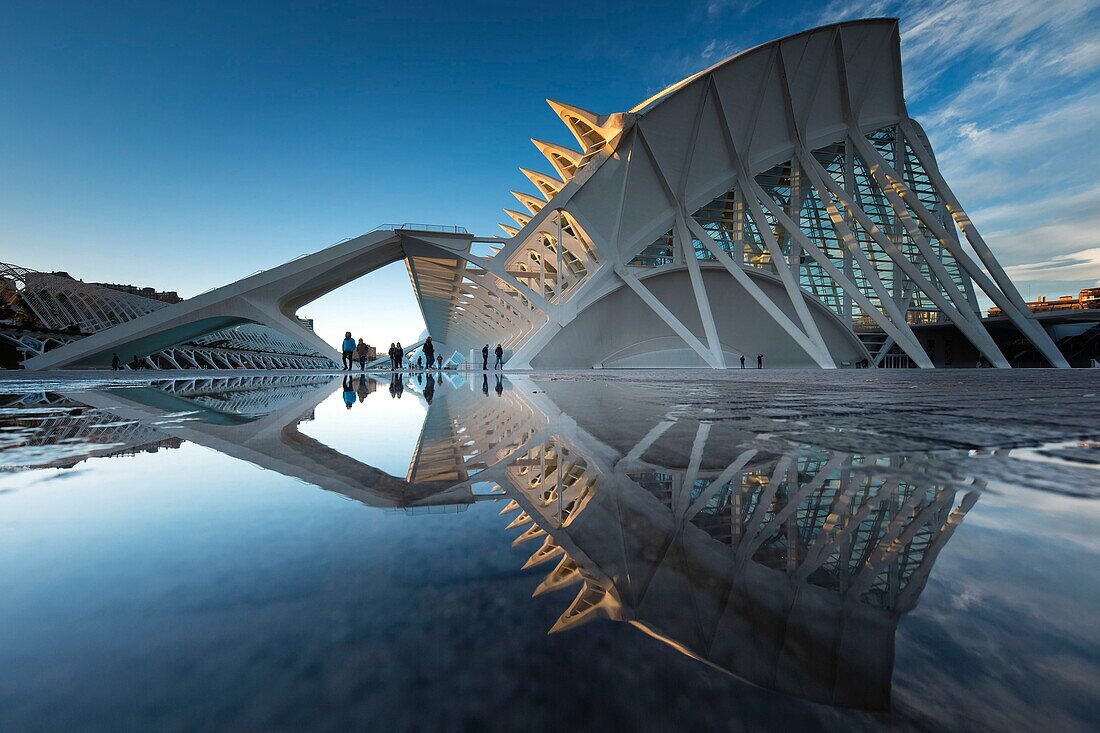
[2,0,1098,348]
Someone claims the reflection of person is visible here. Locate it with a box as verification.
[423,373,435,404]
[342,376,355,409]
[494,344,504,370]
[341,332,355,370]
[482,344,489,370]
[356,374,371,402]
[482,374,489,395]
[494,374,503,396]
[356,339,369,370]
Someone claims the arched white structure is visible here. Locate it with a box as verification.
[27,19,1068,371]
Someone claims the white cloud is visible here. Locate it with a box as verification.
[1004,247,1100,285]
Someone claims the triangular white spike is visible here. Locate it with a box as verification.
[522,536,565,570]
[547,580,618,634]
[506,510,532,530]
[499,499,520,516]
[504,208,531,228]
[512,523,546,547]
[511,191,545,215]
[498,223,519,237]
[533,555,582,597]
[531,139,583,181]
[519,168,563,200]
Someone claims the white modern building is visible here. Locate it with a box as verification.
[26,19,1069,371]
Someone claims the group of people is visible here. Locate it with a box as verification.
[340,332,509,372]
[341,374,374,408]
[389,336,444,371]
[340,332,372,370]
[481,344,505,370]
[737,353,766,368]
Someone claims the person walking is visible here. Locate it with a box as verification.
[356,338,369,371]
[111,353,121,371]
[423,337,435,371]
[739,354,746,369]
[417,355,423,370]
[482,344,489,370]
[341,332,355,370]
[757,353,763,369]
[395,342,403,370]
[437,354,443,370]
[494,343,504,370]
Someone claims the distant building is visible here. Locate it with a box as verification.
[988,287,1100,317]
[86,281,182,304]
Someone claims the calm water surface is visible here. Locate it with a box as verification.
[1,371,1098,732]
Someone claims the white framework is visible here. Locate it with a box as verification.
[25,19,1068,371]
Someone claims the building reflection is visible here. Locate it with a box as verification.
[6,373,980,710]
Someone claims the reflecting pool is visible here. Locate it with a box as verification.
[1,371,1098,731]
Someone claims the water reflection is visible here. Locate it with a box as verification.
[0,372,1023,712]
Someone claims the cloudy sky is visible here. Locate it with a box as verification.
[1,0,1097,348]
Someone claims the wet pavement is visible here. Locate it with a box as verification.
[1,369,1098,731]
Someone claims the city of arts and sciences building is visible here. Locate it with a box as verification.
[6,18,1098,371]
[3,15,1100,733]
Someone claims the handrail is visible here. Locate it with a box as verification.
[369,223,470,234]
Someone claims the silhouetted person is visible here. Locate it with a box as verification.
[495,374,503,396]
[482,373,489,395]
[342,376,355,409]
[423,373,435,404]
[356,374,371,402]
[356,338,369,370]
[757,353,763,369]
[130,355,141,370]
[395,342,403,370]
[437,354,443,370]
[417,355,423,369]
[740,354,746,369]
[423,336,435,370]
[482,344,489,370]
[341,332,355,370]
[388,343,397,370]
[111,353,121,371]
[494,343,504,370]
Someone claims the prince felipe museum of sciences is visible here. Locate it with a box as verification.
[27,19,1073,371]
